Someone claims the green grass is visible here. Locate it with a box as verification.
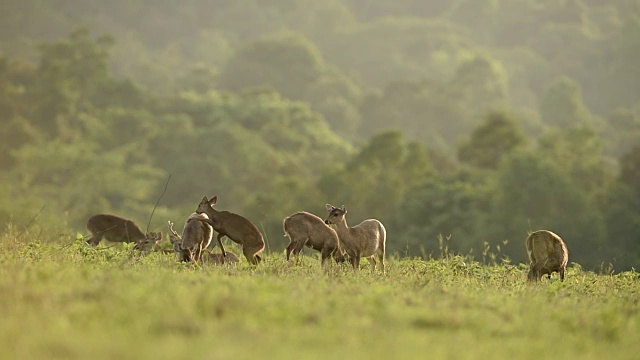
[1,227,639,360]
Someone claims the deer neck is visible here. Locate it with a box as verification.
[204,207,224,229]
[334,218,352,240]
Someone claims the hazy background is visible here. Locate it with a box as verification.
[1,0,639,270]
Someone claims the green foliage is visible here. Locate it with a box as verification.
[1,3,640,270]
[457,110,527,169]
[393,170,489,256]
[218,32,327,100]
[606,107,640,157]
[540,76,594,129]
[537,125,613,197]
[10,137,163,225]
[620,145,640,189]
[601,183,640,266]
[487,150,607,266]
[319,130,432,229]
[450,54,510,115]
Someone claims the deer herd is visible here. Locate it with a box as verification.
[85,195,569,281]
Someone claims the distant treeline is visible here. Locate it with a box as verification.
[0,0,639,270]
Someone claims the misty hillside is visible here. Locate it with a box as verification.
[1,0,639,270]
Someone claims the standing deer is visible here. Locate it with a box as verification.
[168,219,240,265]
[167,213,213,262]
[195,196,265,265]
[283,211,345,266]
[324,204,386,273]
[86,214,162,247]
[526,230,569,282]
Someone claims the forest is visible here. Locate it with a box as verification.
[0,0,639,270]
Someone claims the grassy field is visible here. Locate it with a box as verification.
[1,227,639,360]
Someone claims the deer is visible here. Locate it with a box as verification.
[167,213,213,262]
[526,230,569,282]
[132,235,163,253]
[168,218,240,265]
[283,211,345,266]
[324,204,386,274]
[195,196,265,265]
[86,214,162,247]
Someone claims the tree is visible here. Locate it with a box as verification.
[486,150,607,267]
[218,32,326,100]
[318,130,433,228]
[620,145,640,189]
[457,110,526,169]
[449,54,510,123]
[601,183,640,269]
[537,125,613,197]
[539,76,593,129]
[9,136,163,228]
[358,78,465,146]
[606,108,640,157]
[27,28,116,138]
[604,18,640,110]
[392,169,488,256]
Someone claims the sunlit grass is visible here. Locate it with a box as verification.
[1,226,638,359]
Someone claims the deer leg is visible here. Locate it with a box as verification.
[243,247,260,265]
[216,233,227,257]
[351,254,361,271]
[560,268,565,282]
[195,245,206,262]
[294,238,308,264]
[368,256,377,274]
[378,252,386,274]
[320,247,333,267]
[286,242,295,261]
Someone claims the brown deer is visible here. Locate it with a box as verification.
[195,196,265,265]
[526,230,569,282]
[86,214,162,247]
[168,218,240,265]
[132,235,163,253]
[324,204,386,273]
[202,250,240,265]
[284,211,345,266]
[167,213,213,262]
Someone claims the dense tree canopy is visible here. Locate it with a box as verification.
[1,0,639,270]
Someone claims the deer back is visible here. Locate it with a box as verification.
[351,219,386,255]
[196,196,264,248]
[86,214,146,243]
[284,211,340,251]
[526,230,568,270]
[181,212,214,251]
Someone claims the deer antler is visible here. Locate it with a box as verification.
[167,221,180,238]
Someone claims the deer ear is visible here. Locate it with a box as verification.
[325,204,335,212]
[341,205,346,213]
[210,196,217,206]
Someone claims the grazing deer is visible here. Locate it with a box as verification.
[168,219,240,265]
[526,230,569,282]
[133,235,163,253]
[167,213,213,262]
[324,204,386,273]
[195,196,265,265]
[86,214,162,247]
[203,250,240,265]
[283,211,345,266]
